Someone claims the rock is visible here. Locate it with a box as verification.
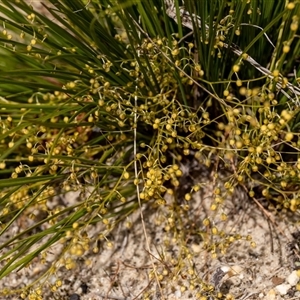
[275,283,291,295]
[69,294,80,300]
[271,276,285,285]
[287,270,299,286]
[191,243,201,253]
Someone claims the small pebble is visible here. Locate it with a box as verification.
[220,266,230,273]
[275,283,291,295]
[174,289,181,298]
[69,293,80,300]
[80,282,88,294]
[287,270,299,286]
[191,243,201,253]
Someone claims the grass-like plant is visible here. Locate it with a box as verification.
[0,0,300,298]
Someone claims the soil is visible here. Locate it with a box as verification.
[1,163,300,300]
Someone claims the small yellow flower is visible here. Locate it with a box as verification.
[223,90,229,96]
[184,193,191,201]
[232,64,240,72]
[287,2,295,10]
[285,132,294,141]
[283,45,290,53]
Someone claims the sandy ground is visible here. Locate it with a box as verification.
[1,162,300,300]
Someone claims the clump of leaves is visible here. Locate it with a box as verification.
[0,0,300,299]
